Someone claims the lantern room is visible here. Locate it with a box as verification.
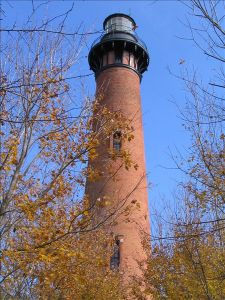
[88,13,150,79]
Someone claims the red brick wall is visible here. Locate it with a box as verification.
[86,66,150,282]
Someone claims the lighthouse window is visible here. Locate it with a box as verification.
[115,49,122,63]
[113,131,122,152]
[115,55,121,63]
[110,239,120,270]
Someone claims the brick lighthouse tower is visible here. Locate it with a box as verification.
[86,13,150,282]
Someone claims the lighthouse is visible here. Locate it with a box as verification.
[86,13,150,282]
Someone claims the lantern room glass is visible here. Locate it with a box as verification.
[105,16,134,33]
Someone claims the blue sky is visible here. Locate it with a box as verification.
[2,1,212,223]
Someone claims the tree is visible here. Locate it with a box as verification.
[143,1,225,299]
[0,4,137,298]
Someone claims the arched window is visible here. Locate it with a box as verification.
[110,239,120,270]
[113,131,122,152]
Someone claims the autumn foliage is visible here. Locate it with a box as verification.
[143,1,225,299]
[0,16,136,299]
